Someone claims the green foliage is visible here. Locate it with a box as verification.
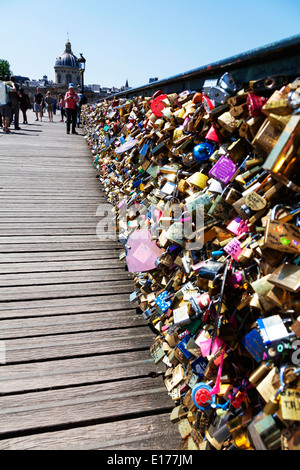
[0,60,12,79]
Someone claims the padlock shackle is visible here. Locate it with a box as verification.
[271,204,293,221]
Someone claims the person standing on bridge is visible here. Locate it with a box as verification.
[19,88,30,124]
[9,76,22,130]
[34,87,44,121]
[0,76,16,133]
[59,94,65,122]
[64,83,79,134]
[45,91,54,122]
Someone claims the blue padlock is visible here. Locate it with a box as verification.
[192,382,213,410]
[192,382,230,411]
[193,142,214,163]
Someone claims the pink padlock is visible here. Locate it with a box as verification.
[227,271,243,288]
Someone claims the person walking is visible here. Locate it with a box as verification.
[19,88,30,124]
[45,91,54,122]
[76,92,87,127]
[59,94,65,122]
[9,76,21,130]
[52,98,57,115]
[34,87,44,121]
[64,83,79,134]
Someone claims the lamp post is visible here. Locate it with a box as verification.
[77,53,86,93]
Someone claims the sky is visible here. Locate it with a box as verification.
[1,0,300,90]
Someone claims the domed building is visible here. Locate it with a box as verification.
[19,39,131,107]
[54,40,81,86]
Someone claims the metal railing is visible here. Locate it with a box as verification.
[93,34,300,103]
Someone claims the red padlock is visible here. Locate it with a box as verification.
[150,90,168,117]
[202,95,214,113]
[205,124,223,144]
[247,92,268,117]
[195,292,210,309]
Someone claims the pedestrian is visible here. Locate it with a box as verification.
[64,83,79,134]
[0,76,16,133]
[33,87,44,121]
[77,92,82,127]
[45,91,54,122]
[59,94,65,122]
[9,76,21,130]
[52,98,57,115]
[19,88,30,124]
[76,92,87,128]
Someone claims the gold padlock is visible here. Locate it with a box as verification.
[264,204,300,254]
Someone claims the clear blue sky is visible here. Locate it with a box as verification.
[2,0,300,89]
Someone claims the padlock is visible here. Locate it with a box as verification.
[208,155,239,185]
[247,413,281,450]
[219,72,240,95]
[264,204,300,254]
[280,374,300,422]
[187,171,209,190]
[247,92,268,117]
[218,111,241,134]
[252,118,282,154]
[250,75,288,92]
[170,404,189,423]
[194,259,226,281]
[206,86,231,105]
[263,114,300,192]
[191,382,214,410]
[226,414,252,450]
[268,263,300,293]
[205,124,223,144]
[192,142,214,163]
[249,362,274,387]
[264,364,289,415]
[207,186,235,222]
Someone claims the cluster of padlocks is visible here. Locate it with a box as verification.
[82,72,300,450]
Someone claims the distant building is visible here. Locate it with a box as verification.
[14,40,132,104]
[13,75,30,85]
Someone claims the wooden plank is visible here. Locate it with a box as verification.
[0,377,173,437]
[0,228,107,235]
[0,243,121,252]
[1,250,122,263]
[0,269,132,286]
[0,221,104,226]
[0,350,162,394]
[3,327,154,364]
[0,297,135,319]
[0,293,133,310]
[0,236,116,243]
[0,310,144,339]
[0,281,134,301]
[0,413,179,450]
[0,259,126,273]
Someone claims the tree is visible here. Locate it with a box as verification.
[0,60,12,79]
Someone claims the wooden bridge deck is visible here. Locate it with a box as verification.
[0,110,179,450]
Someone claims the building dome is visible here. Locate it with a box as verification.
[55,41,80,69]
[54,40,81,86]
